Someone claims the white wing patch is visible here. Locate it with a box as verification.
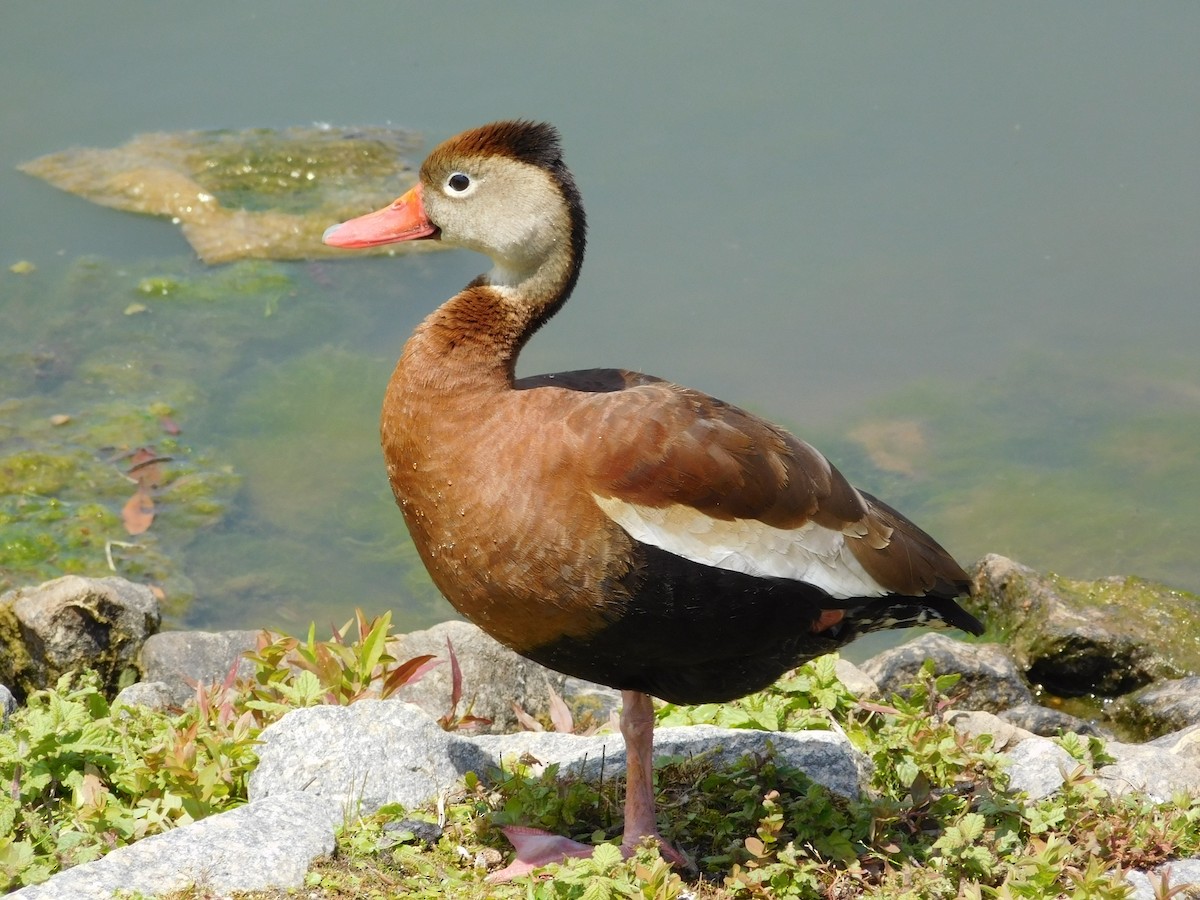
[593,494,889,600]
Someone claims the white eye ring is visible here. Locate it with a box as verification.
[444,172,476,196]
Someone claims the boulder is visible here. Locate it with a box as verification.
[474,725,871,801]
[0,575,159,699]
[1096,740,1200,802]
[9,790,337,900]
[138,629,260,708]
[388,620,573,733]
[1148,723,1200,770]
[248,700,493,812]
[859,633,1034,712]
[971,554,1200,697]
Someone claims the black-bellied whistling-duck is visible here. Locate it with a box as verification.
[323,121,983,881]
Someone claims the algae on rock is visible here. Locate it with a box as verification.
[19,126,451,264]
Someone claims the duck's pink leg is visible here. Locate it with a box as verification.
[486,690,686,882]
[616,690,687,865]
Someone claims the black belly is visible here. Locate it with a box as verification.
[521,542,979,705]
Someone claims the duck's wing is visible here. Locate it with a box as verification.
[551,376,969,602]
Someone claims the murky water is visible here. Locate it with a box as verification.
[2,3,1198,637]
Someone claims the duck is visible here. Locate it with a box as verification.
[323,120,983,881]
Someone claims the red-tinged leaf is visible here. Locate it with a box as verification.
[856,700,902,716]
[380,654,440,698]
[547,684,574,734]
[122,487,155,535]
[159,415,181,435]
[446,637,463,709]
[511,702,544,732]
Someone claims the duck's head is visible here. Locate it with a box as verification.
[324,120,586,287]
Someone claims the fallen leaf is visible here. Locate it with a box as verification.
[159,415,181,435]
[49,413,71,426]
[122,487,155,535]
[127,447,169,489]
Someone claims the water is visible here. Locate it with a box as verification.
[2,3,1198,636]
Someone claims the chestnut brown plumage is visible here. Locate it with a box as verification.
[324,120,982,880]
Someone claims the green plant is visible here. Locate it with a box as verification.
[240,608,439,721]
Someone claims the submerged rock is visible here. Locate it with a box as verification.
[1111,676,1200,741]
[20,126,451,264]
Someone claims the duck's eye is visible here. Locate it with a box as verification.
[447,173,471,192]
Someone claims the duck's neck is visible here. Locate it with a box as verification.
[402,212,586,393]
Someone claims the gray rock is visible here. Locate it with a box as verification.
[473,725,870,800]
[0,684,15,719]
[1124,859,1200,899]
[1,575,160,698]
[388,620,570,734]
[1096,740,1200,802]
[859,633,1034,712]
[833,657,880,698]
[560,676,623,727]
[1112,676,1200,741]
[998,702,1110,739]
[10,790,337,900]
[113,680,176,712]
[1003,736,1078,800]
[1148,723,1200,769]
[947,710,1035,751]
[971,554,1200,697]
[249,700,494,812]
[138,629,260,708]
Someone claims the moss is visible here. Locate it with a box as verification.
[0,452,80,495]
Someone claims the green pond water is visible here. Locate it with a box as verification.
[1,3,1197,643]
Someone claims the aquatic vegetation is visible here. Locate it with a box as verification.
[19,127,454,263]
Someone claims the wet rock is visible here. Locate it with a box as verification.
[138,628,259,708]
[389,620,572,734]
[0,575,160,699]
[1111,676,1200,741]
[859,633,1034,712]
[998,702,1111,739]
[971,554,1200,697]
